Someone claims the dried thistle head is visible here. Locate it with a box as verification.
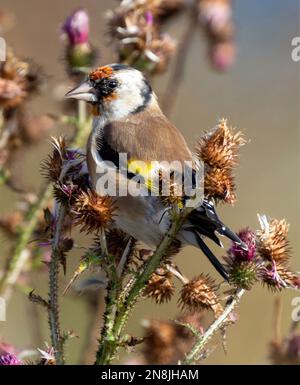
[204,167,236,204]
[144,267,175,304]
[40,137,67,182]
[0,49,46,108]
[107,0,176,74]
[142,313,204,364]
[196,119,245,170]
[0,78,26,109]
[260,261,300,292]
[257,215,291,264]
[142,319,178,364]
[196,119,245,204]
[42,137,89,208]
[72,190,115,233]
[158,169,185,208]
[179,274,223,317]
[37,346,56,365]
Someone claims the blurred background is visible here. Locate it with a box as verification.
[0,0,299,364]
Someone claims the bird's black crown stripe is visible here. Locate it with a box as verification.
[132,78,152,114]
[110,63,132,71]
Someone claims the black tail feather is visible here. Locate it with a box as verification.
[194,231,229,281]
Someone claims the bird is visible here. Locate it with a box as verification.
[65,63,246,280]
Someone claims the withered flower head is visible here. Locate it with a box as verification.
[142,313,203,364]
[179,273,223,316]
[107,0,176,74]
[0,78,26,109]
[41,137,67,182]
[0,49,46,108]
[257,215,291,264]
[72,190,115,233]
[196,119,245,170]
[144,267,175,304]
[260,261,300,292]
[37,346,56,365]
[196,119,245,204]
[204,167,235,204]
[143,319,178,364]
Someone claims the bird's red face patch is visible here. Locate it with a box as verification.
[89,65,113,81]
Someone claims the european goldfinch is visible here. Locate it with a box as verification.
[66,63,245,280]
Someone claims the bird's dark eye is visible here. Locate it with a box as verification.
[91,78,118,97]
[107,80,118,89]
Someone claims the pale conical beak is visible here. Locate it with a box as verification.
[65,82,98,103]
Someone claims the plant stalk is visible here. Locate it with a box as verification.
[182,288,245,364]
[48,204,66,365]
[95,208,192,365]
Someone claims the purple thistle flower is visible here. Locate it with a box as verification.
[0,353,22,365]
[62,9,89,46]
[61,183,78,198]
[229,228,256,262]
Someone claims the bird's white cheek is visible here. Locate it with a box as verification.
[104,82,145,120]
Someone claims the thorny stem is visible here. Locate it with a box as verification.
[162,9,198,116]
[182,288,245,365]
[0,102,90,301]
[95,252,120,365]
[47,100,89,364]
[95,208,192,365]
[48,204,66,365]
